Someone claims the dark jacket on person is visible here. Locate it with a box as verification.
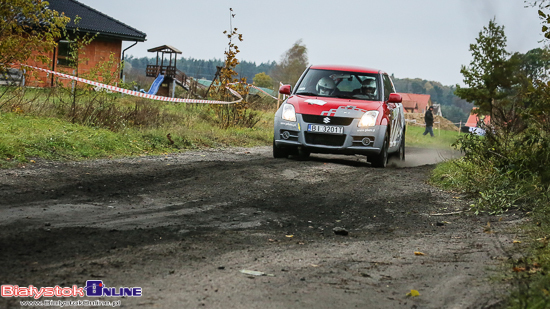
[424,109,434,127]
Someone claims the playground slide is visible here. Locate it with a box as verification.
[147,74,164,95]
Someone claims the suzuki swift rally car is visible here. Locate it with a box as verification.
[273,65,405,168]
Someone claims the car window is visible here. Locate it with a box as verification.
[382,74,394,101]
[295,68,380,101]
[335,75,361,92]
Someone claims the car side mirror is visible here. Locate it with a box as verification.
[279,84,291,95]
[388,93,402,103]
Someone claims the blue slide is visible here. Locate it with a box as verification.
[147,74,164,95]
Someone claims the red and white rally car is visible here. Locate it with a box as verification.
[273,65,405,167]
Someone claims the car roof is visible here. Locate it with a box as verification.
[309,64,384,75]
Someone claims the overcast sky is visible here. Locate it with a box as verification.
[77,0,545,86]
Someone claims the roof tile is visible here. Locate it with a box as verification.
[47,0,146,41]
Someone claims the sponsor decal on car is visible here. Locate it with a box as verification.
[321,105,367,117]
[305,99,327,106]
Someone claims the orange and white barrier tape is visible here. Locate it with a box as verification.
[228,82,278,100]
[21,64,242,104]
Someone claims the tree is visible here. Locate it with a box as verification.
[271,39,308,86]
[530,0,550,40]
[455,19,513,119]
[411,81,424,94]
[440,105,468,124]
[0,0,68,72]
[252,72,273,88]
[517,47,550,80]
[209,8,258,129]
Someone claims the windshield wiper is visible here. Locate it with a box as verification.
[295,91,318,96]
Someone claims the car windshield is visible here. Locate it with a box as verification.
[294,69,380,101]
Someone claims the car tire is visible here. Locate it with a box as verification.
[273,139,288,159]
[370,134,388,168]
[297,148,310,160]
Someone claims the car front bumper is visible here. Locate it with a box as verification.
[274,114,387,156]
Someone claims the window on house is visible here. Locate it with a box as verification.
[57,40,73,67]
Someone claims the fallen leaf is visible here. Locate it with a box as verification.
[529,268,542,274]
[414,251,425,256]
[285,235,293,238]
[513,240,522,244]
[406,289,420,297]
[513,266,526,272]
[484,222,492,233]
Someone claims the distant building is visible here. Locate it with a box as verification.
[22,0,146,87]
[398,93,433,113]
[465,107,491,127]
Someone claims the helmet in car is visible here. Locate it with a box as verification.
[316,77,335,95]
[362,79,376,94]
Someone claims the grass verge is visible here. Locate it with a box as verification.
[0,110,274,168]
[405,125,461,149]
[430,158,550,308]
[1,109,463,169]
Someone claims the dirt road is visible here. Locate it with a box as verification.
[0,147,519,308]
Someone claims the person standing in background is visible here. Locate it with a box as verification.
[423,106,434,137]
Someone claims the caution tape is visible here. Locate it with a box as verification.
[228,82,278,100]
[20,64,242,104]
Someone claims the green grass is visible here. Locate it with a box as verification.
[1,106,466,169]
[428,131,550,308]
[0,110,274,168]
[507,222,550,309]
[405,125,461,149]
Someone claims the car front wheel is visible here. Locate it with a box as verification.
[369,135,388,168]
[273,140,289,159]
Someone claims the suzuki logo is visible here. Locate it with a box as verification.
[323,117,331,124]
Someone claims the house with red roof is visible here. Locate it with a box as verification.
[398,93,432,113]
[465,107,491,127]
[23,0,146,87]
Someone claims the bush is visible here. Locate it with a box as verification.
[432,121,550,214]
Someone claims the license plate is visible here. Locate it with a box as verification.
[307,124,344,134]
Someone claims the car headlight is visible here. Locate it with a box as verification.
[282,103,296,122]
[358,111,379,127]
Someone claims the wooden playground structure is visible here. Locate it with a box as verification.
[145,45,203,97]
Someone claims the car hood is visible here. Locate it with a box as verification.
[287,95,382,118]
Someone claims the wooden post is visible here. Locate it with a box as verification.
[160,51,164,74]
[172,79,176,98]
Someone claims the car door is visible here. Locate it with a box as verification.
[382,74,404,149]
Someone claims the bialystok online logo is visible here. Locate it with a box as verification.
[1,280,142,299]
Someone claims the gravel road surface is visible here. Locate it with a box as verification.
[0,147,520,308]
